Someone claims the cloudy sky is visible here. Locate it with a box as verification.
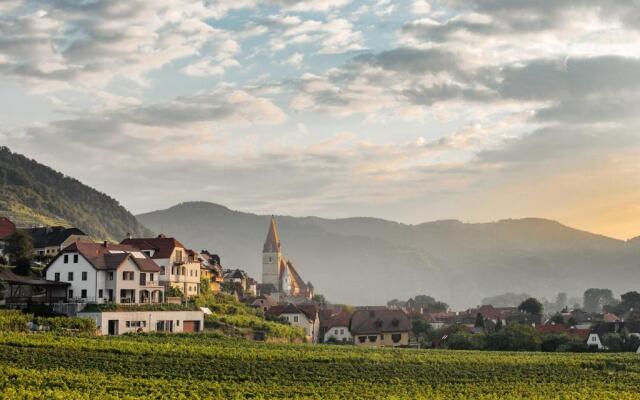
[1,0,639,240]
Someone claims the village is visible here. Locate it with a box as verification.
[0,215,639,353]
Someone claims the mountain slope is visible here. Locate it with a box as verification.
[138,202,639,308]
[0,147,151,240]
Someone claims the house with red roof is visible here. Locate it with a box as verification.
[44,241,164,304]
[0,217,16,258]
[320,308,352,343]
[121,234,201,297]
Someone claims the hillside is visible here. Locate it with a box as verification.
[0,147,151,241]
[138,202,640,308]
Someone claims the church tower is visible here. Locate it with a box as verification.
[262,216,282,288]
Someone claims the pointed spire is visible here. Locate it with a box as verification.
[263,215,281,253]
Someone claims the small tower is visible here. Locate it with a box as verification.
[262,216,282,288]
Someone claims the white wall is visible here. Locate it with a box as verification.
[324,325,352,343]
[80,310,205,335]
[46,252,99,302]
[281,312,319,343]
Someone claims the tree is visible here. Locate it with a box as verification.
[167,286,184,298]
[518,298,543,315]
[583,288,617,313]
[4,231,33,263]
[474,312,485,328]
[550,313,565,325]
[602,333,624,352]
[200,277,211,295]
[313,294,328,308]
[14,257,31,276]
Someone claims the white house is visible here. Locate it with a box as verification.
[44,242,164,304]
[587,333,606,350]
[80,310,204,335]
[268,303,320,343]
[121,235,200,297]
[321,308,352,343]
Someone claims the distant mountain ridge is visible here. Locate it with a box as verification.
[138,201,640,308]
[0,147,151,240]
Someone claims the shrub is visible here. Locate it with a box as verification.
[0,310,30,332]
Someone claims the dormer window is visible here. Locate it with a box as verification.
[391,319,400,328]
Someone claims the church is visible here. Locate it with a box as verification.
[260,217,314,302]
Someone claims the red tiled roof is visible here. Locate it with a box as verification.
[47,242,160,272]
[603,313,621,323]
[121,235,185,259]
[320,308,351,329]
[0,217,16,240]
[535,324,591,340]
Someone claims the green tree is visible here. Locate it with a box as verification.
[583,288,617,313]
[5,230,33,263]
[474,313,485,329]
[550,313,564,325]
[518,298,543,315]
[312,294,327,308]
[200,277,211,295]
[602,333,624,352]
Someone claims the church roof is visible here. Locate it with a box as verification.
[263,216,281,253]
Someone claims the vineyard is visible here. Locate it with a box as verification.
[1,332,639,399]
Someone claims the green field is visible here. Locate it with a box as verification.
[1,333,639,399]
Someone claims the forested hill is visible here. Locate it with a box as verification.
[0,147,151,241]
[139,202,639,308]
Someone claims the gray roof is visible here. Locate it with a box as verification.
[350,309,410,334]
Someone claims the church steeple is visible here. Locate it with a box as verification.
[263,216,281,253]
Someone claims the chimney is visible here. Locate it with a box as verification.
[126,232,132,239]
[103,241,108,247]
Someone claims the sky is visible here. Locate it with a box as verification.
[0,0,639,240]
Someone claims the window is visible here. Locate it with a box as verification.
[108,272,114,281]
[73,254,78,263]
[63,254,69,263]
[68,272,74,281]
[107,289,113,301]
[81,289,87,299]
[122,271,134,280]
[68,289,74,299]
[358,336,366,343]
[381,333,385,340]
[392,334,402,343]
[82,271,87,281]
[391,318,400,328]
[150,273,154,281]
[160,266,165,275]
[176,320,180,326]
[334,329,339,334]
[175,250,183,263]
[54,272,60,282]
[126,321,147,328]
[181,267,185,275]
[368,336,377,342]
[293,316,299,322]
[340,329,344,335]
[98,289,103,298]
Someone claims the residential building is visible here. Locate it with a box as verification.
[223,268,257,298]
[26,226,92,258]
[80,309,204,335]
[587,333,606,350]
[199,250,223,293]
[44,242,164,304]
[320,308,352,343]
[0,217,16,257]
[260,217,313,302]
[268,303,320,343]
[252,296,276,312]
[350,309,410,348]
[121,234,200,297]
